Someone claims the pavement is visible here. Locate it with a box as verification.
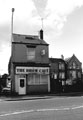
[0,92,83,101]
[0,95,53,101]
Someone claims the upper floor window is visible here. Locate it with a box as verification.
[72,62,76,69]
[59,62,65,70]
[27,47,35,61]
[59,72,65,79]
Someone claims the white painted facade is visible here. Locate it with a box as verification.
[15,66,50,95]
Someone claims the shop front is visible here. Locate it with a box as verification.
[15,66,50,95]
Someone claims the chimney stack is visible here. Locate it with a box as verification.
[40,29,43,40]
[61,55,64,60]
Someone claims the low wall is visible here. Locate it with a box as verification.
[26,84,48,94]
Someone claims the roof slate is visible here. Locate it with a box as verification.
[65,57,71,63]
[12,33,48,45]
[65,54,82,64]
[49,58,65,63]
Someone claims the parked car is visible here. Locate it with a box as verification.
[2,87,11,95]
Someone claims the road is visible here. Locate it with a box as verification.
[0,96,83,119]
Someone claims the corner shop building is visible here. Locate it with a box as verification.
[10,31,50,95]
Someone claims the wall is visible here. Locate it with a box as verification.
[12,43,49,64]
[36,45,49,63]
[26,85,48,94]
[12,44,27,63]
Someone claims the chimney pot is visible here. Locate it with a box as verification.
[40,29,43,40]
[61,55,64,60]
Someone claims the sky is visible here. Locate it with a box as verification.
[0,0,83,74]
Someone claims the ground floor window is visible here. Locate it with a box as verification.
[68,71,76,79]
[77,72,81,78]
[27,74,48,85]
[54,73,58,79]
[40,75,48,84]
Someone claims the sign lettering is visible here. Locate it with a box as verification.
[16,67,49,74]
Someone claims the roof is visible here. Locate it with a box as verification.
[49,58,65,63]
[65,54,82,64]
[65,57,71,63]
[12,33,48,45]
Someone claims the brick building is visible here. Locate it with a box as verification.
[49,58,66,93]
[9,30,50,95]
[65,54,82,85]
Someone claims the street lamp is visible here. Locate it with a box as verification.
[10,8,15,93]
[11,8,15,42]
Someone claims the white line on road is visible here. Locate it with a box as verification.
[0,104,83,117]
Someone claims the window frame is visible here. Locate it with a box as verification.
[59,62,65,70]
[26,46,36,61]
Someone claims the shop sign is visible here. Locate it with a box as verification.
[16,67,49,74]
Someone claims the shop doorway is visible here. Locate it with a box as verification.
[18,78,26,95]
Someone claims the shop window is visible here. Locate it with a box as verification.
[35,74,40,84]
[28,74,40,85]
[72,71,76,79]
[40,75,48,84]
[28,74,34,85]
[69,71,76,79]
[27,74,48,85]
[27,47,35,61]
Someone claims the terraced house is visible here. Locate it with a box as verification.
[9,30,50,95]
[49,58,66,93]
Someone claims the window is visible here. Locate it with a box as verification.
[20,79,25,88]
[40,75,48,84]
[59,63,65,70]
[78,72,81,78]
[27,74,48,85]
[59,72,65,79]
[27,47,35,61]
[72,71,76,79]
[72,62,76,69]
[27,74,34,85]
[35,74,40,84]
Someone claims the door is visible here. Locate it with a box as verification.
[19,78,26,95]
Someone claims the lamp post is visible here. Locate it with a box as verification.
[11,8,15,42]
[10,8,15,94]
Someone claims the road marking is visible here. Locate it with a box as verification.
[71,105,83,109]
[0,104,83,117]
[0,110,34,117]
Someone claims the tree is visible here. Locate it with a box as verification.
[1,74,8,87]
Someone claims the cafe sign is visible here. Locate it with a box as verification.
[16,67,49,74]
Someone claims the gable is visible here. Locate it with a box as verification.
[66,55,82,69]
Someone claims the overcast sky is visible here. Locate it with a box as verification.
[0,0,83,74]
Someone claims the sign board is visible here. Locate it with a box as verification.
[16,67,49,74]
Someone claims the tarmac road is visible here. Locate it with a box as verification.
[0,96,83,120]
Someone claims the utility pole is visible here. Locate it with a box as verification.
[10,8,15,93]
[11,8,15,42]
